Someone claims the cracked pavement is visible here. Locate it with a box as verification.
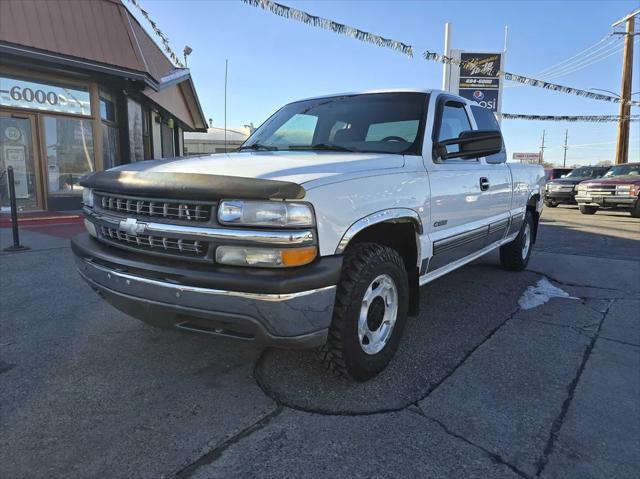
[1,206,638,478]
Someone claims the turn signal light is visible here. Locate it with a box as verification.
[281,246,318,267]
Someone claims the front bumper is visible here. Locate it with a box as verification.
[544,190,576,203]
[72,233,341,348]
[575,194,638,207]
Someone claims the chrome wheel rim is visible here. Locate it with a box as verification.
[358,274,398,355]
[522,222,531,260]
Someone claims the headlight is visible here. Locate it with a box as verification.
[215,245,317,268]
[82,188,94,208]
[616,184,640,196]
[218,200,314,227]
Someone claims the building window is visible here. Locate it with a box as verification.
[128,98,144,162]
[161,121,175,157]
[100,91,119,169]
[43,116,94,194]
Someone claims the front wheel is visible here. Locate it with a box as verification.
[579,205,598,215]
[544,199,558,208]
[630,200,640,218]
[500,211,534,272]
[318,243,409,381]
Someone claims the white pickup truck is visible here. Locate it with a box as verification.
[73,90,544,380]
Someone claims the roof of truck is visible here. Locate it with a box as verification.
[296,88,448,103]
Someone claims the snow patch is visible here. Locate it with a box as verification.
[518,277,578,310]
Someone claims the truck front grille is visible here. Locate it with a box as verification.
[96,192,211,222]
[584,185,616,195]
[99,226,207,258]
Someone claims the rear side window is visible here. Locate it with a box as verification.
[471,105,500,131]
[471,105,505,163]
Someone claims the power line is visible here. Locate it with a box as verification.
[506,36,623,87]
[541,37,637,80]
[534,35,616,77]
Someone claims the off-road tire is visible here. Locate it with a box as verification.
[499,210,534,272]
[318,243,409,381]
[579,205,598,215]
[544,199,558,208]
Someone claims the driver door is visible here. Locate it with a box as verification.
[424,96,491,272]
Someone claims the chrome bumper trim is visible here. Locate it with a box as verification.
[74,256,337,338]
[85,209,315,246]
[81,258,334,301]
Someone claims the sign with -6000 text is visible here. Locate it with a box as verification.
[0,76,91,116]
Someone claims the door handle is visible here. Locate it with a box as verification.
[480,177,490,191]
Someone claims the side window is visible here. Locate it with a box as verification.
[438,102,471,142]
[437,101,471,156]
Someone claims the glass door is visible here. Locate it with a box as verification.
[0,111,42,211]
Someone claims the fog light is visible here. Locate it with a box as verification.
[82,188,94,208]
[84,218,98,238]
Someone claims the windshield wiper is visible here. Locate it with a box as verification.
[287,143,358,152]
[238,143,278,151]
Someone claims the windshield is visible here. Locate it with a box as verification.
[241,92,428,155]
[603,164,640,177]
[565,167,602,178]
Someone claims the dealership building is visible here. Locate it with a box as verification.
[0,0,207,213]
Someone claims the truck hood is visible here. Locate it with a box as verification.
[580,176,640,186]
[109,151,405,185]
[547,177,588,186]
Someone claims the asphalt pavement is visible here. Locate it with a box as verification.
[1,205,638,478]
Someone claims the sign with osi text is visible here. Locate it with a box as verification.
[448,50,504,115]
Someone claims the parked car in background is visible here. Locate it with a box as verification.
[543,165,610,207]
[544,167,573,182]
[575,162,640,217]
[72,90,545,381]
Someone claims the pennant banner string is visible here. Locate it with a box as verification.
[423,51,640,107]
[241,0,413,57]
[127,0,185,68]
[502,113,640,123]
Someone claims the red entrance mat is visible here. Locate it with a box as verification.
[0,212,83,228]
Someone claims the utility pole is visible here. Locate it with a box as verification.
[612,9,638,164]
[539,129,546,165]
[224,59,228,151]
[563,129,568,167]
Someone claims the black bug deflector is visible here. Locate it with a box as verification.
[80,170,306,200]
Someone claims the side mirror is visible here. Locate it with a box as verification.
[436,130,504,161]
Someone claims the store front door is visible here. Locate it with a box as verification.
[0,111,43,211]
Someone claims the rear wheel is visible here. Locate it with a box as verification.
[318,243,409,381]
[579,205,598,215]
[500,211,534,272]
[544,199,558,208]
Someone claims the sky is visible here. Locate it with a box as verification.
[128,0,639,166]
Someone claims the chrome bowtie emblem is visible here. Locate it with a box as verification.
[119,217,147,236]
